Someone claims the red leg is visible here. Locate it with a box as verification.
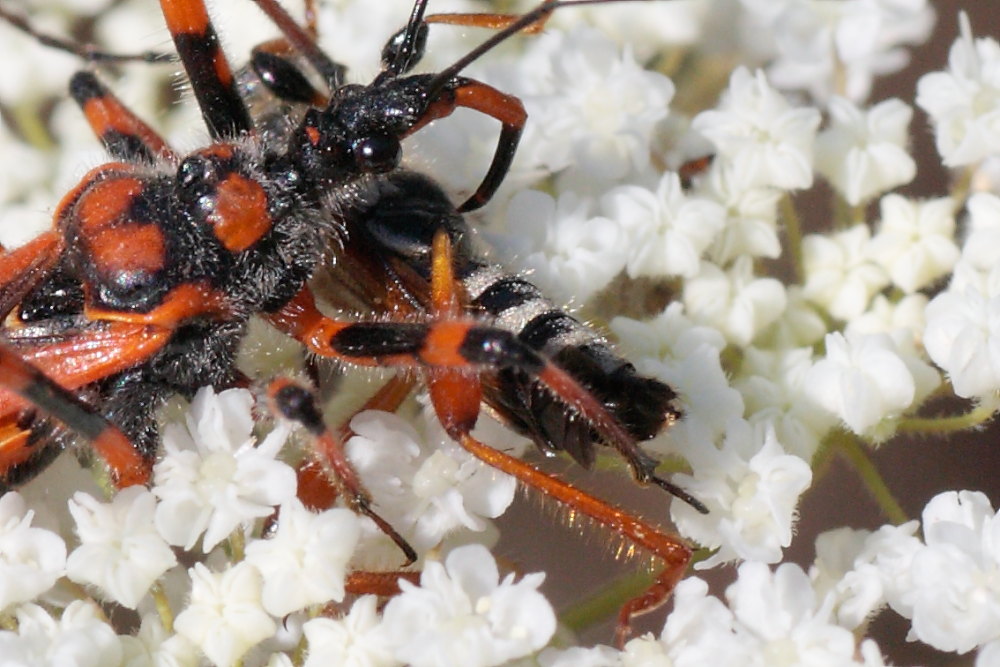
[69,72,178,163]
[266,376,417,564]
[405,79,525,212]
[423,231,692,646]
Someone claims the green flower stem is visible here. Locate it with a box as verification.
[949,164,975,205]
[227,529,246,562]
[780,193,804,283]
[560,570,653,634]
[897,403,997,434]
[834,432,908,525]
[560,547,713,634]
[150,582,174,633]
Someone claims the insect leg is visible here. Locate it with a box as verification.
[266,376,417,564]
[423,229,692,647]
[159,0,254,139]
[69,72,178,163]
[0,3,175,63]
[404,77,526,212]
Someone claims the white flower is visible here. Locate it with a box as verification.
[244,498,361,617]
[537,643,623,667]
[347,410,516,559]
[653,564,889,665]
[802,224,889,320]
[302,595,398,667]
[804,331,927,437]
[174,562,276,667]
[810,523,923,630]
[734,346,836,460]
[845,293,928,343]
[381,543,555,667]
[119,614,200,667]
[960,193,1000,274]
[602,172,726,279]
[755,0,933,103]
[692,67,821,191]
[610,302,728,362]
[759,286,829,348]
[0,491,66,611]
[702,162,783,264]
[815,97,916,205]
[893,491,1000,653]
[66,487,177,609]
[496,189,627,304]
[726,562,882,665]
[682,256,787,346]
[924,276,1000,398]
[550,1,709,61]
[152,386,296,552]
[512,27,675,187]
[869,194,959,293]
[0,601,122,666]
[672,420,812,567]
[916,13,1000,167]
[610,303,742,452]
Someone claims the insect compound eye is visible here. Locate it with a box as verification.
[352,135,401,173]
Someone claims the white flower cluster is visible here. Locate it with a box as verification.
[1,0,998,665]
[0,388,536,666]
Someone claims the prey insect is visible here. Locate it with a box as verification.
[0,0,702,643]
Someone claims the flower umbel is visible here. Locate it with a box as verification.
[0,1,997,665]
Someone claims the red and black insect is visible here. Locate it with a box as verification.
[0,0,701,643]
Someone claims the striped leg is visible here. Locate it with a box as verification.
[0,323,172,488]
[159,0,254,139]
[69,72,178,163]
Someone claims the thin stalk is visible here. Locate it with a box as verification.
[150,582,174,633]
[897,403,996,435]
[780,193,804,283]
[560,570,653,634]
[835,432,908,525]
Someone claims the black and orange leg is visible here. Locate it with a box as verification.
[267,286,665,474]
[266,376,417,564]
[0,322,172,487]
[69,72,178,163]
[159,0,253,139]
[423,230,692,647]
[404,77,526,212]
[293,373,416,512]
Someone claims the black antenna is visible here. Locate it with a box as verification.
[0,3,175,63]
[385,0,431,76]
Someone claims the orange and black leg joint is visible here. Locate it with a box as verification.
[295,374,415,512]
[159,0,253,139]
[405,77,525,212]
[69,72,177,163]
[267,377,417,565]
[0,344,150,488]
